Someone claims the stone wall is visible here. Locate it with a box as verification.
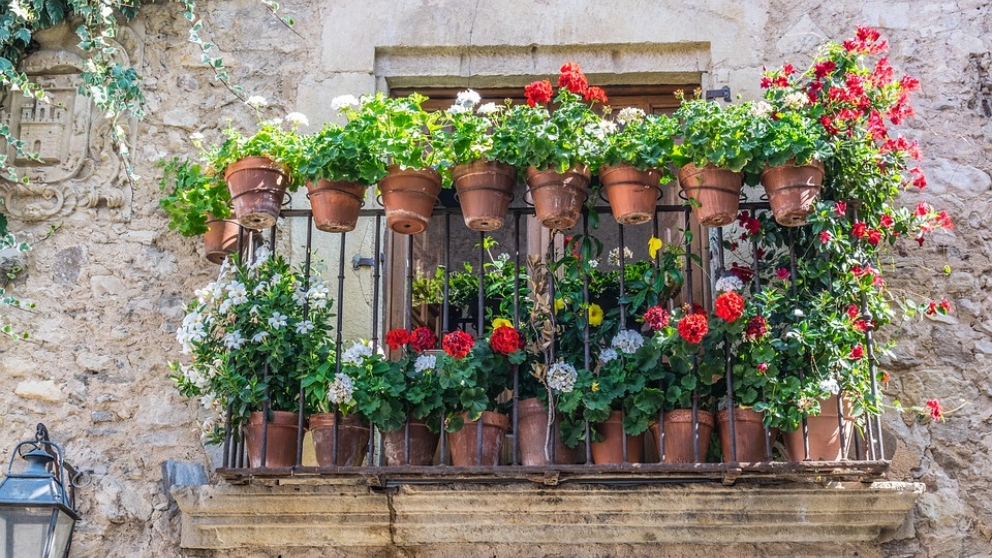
[0,0,989,556]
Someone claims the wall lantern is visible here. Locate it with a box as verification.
[0,424,80,558]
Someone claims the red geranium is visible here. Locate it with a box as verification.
[442,330,475,359]
[644,306,670,331]
[866,229,883,246]
[744,315,768,342]
[558,62,588,95]
[925,398,943,421]
[385,328,411,351]
[584,86,608,104]
[409,326,438,353]
[489,326,524,355]
[849,345,865,360]
[852,222,868,238]
[677,313,708,344]
[714,291,745,323]
[524,79,553,107]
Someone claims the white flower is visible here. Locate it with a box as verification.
[608,246,634,267]
[307,283,329,300]
[546,361,577,393]
[250,246,271,268]
[783,91,808,109]
[341,341,373,366]
[292,288,308,306]
[223,330,245,349]
[253,282,268,295]
[330,94,360,111]
[455,89,481,108]
[285,112,309,127]
[588,259,599,268]
[751,101,774,118]
[477,102,499,115]
[267,312,288,329]
[194,285,213,304]
[328,373,355,405]
[819,378,840,395]
[252,331,270,343]
[611,329,644,355]
[615,107,646,125]
[414,354,437,373]
[246,95,268,108]
[715,275,744,293]
[446,104,470,115]
[599,348,618,364]
[295,320,315,335]
[225,281,248,305]
[189,132,205,142]
[264,117,283,127]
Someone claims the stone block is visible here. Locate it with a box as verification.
[52,245,86,285]
[91,275,127,297]
[14,380,64,403]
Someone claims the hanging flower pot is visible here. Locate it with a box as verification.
[590,410,644,464]
[378,165,442,235]
[381,417,440,466]
[600,164,663,226]
[203,214,240,265]
[309,413,371,467]
[224,156,291,230]
[452,160,517,231]
[759,159,825,227]
[648,409,713,464]
[516,397,579,466]
[783,393,855,461]
[447,411,509,466]
[245,411,303,468]
[306,179,367,233]
[677,163,744,227]
[717,407,775,463]
[525,165,591,230]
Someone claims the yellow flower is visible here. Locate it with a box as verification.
[648,236,663,259]
[492,318,513,330]
[591,381,599,392]
[554,298,565,312]
[588,303,604,327]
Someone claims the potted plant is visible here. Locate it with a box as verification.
[599,109,679,225]
[158,157,241,265]
[433,91,519,231]
[671,92,759,227]
[500,62,608,230]
[301,341,372,467]
[171,248,335,468]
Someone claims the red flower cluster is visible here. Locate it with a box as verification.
[849,345,865,360]
[442,330,475,359]
[558,62,588,95]
[584,86,608,104]
[852,319,869,332]
[410,326,438,353]
[524,79,553,107]
[729,263,754,285]
[776,268,790,281]
[744,315,768,342]
[820,231,832,244]
[714,291,745,323]
[925,299,952,316]
[644,306,670,331]
[852,222,868,238]
[385,328,411,351]
[866,228,883,246]
[880,214,894,228]
[490,326,524,355]
[842,26,888,54]
[834,201,847,216]
[925,398,943,421]
[677,313,709,344]
[737,211,761,236]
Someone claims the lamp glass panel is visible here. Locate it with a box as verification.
[47,510,74,558]
[0,506,52,558]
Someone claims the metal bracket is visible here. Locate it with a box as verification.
[722,467,742,486]
[352,253,380,270]
[705,86,732,102]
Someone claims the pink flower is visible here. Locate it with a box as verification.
[776,268,790,281]
[820,231,832,244]
[849,345,865,360]
[925,399,943,421]
[834,201,847,217]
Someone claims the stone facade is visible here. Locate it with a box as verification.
[0,0,989,556]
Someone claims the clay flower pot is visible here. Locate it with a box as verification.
[309,413,371,467]
[783,393,854,461]
[649,409,714,464]
[590,410,644,464]
[203,214,240,265]
[381,417,440,466]
[677,163,744,227]
[447,411,509,467]
[452,160,517,231]
[717,407,774,463]
[525,165,591,230]
[600,164,663,226]
[224,156,291,230]
[245,410,303,468]
[306,179,367,233]
[760,159,825,227]
[516,397,578,466]
[378,165,442,235]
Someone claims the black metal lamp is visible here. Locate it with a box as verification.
[0,424,79,558]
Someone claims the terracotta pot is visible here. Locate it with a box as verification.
[452,161,517,231]
[309,413,371,467]
[649,409,714,464]
[306,179,367,233]
[590,410,644,464]
[378,165,441,235]
[225,156,291,230]
[525,165,591,230]
[600,164,663,226]
[447,411,510,467]
[760,160,825,227]
[516,397,578,466]
[381,417,440,466]
[245,411,303,468]
[677,163,744,227]
[717,408,774,463]
[783,394,855,461]
[203,215,240,265]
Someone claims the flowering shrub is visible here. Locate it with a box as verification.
[171,248,335,441]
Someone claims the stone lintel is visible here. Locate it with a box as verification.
[173,481,923,550]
